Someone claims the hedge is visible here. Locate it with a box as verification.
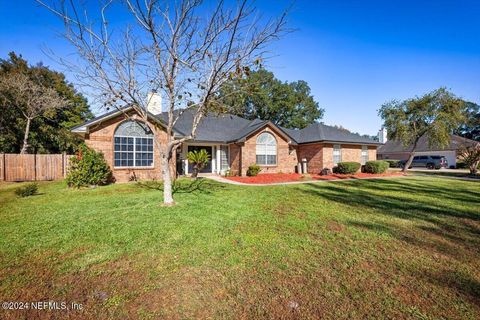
[332,162,361,174]
[385,159,401,168]
[363,160,389,174]
[247,164,261,176]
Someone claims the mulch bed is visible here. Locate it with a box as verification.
[225,172,405,184]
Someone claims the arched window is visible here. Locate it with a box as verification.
[256,132,277,165]
[114,121,154,167]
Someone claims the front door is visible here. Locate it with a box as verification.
[187,146,213,173]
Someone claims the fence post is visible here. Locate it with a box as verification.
[63,152,66,178]
[1,153,4,181]
[34,153,37,181]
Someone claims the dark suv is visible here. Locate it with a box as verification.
[401,155,448,170]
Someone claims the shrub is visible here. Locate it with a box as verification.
[385,159,400,168]
[66,144,112,188]
[333,162,361,174]
[247,164,261,176]
[364,160,389,174]
[15,183,39,197]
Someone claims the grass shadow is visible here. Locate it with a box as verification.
[298,178,480,261]
[136,178,226,195]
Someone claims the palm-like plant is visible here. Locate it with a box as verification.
[186,149,211,178]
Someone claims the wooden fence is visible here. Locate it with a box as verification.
[0,153,72,182]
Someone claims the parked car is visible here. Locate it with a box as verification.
[400,155,448,170]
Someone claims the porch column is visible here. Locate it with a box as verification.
[216,145,221,174]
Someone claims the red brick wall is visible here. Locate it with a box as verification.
[297,143,324,174]
[85,113,171,182]
[323,143,377,170]
[240,125,298,176]
[229,143,242,176]
[298,143,378,174]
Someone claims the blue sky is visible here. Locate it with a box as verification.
[1,1,479,135]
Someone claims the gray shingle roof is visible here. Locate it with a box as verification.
[73,107,380,145]
[282,123,379,145]
[378,134,478,153]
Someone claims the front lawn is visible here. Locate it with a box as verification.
[0,177,479,319]
[226,172,404,184]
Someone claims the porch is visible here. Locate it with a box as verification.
[177,142,230,176]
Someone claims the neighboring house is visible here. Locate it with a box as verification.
[72,107,380,182]
[377,134,476,168]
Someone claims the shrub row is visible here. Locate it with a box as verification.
[333,162,361,174]
[363,160,389,174]
[384,159,401,168]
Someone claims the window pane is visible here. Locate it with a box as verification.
[114,135,152,168]
[256,155,266,165]
[267,155,276,165]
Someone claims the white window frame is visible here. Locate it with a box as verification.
[361,145,369,165]
[114,135,154,168]
[333,144,342,165]
[256,132,277,166]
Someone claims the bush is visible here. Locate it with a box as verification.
[247,164,261,176]
[186,149,211,178]
[456,161,480,170]
[385,159,400,168]
[15,183,39,197]
[364,160,389,174]
[332,162,361,174]
[66,144,112,188]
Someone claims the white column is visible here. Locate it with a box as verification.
[183,144,189,175]
[216,145,221,174]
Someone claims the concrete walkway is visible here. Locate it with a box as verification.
[204,174,408,186]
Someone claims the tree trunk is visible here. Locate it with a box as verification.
[20,118,31,154]
[402,152,415,172]
[402,139,420,173]
[161,154,175,205]
[470,162,479,175]
[191,164,199,179]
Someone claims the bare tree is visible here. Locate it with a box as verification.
[0,73,67,153]
[37,0,289,205]
[458,143,480,175]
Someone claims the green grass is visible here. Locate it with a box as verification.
[0,177,479,319]
[409,170,480,179]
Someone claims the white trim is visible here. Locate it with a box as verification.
[361,145,368,165]
[72,107,134,134]
[333,144,342,165]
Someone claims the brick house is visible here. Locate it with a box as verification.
[72,107,381,182]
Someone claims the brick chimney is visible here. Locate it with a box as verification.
[146,91,162,115]
[378,127,388,143]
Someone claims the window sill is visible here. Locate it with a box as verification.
[257,164,277,167]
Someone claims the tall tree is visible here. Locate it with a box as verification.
[458,143,480,175]
[455,101,480,141]
[379,88,466,172]
[38,0,288,205]
[0,52,93,153]
[218,68,323,129]
[0,72,68,153]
